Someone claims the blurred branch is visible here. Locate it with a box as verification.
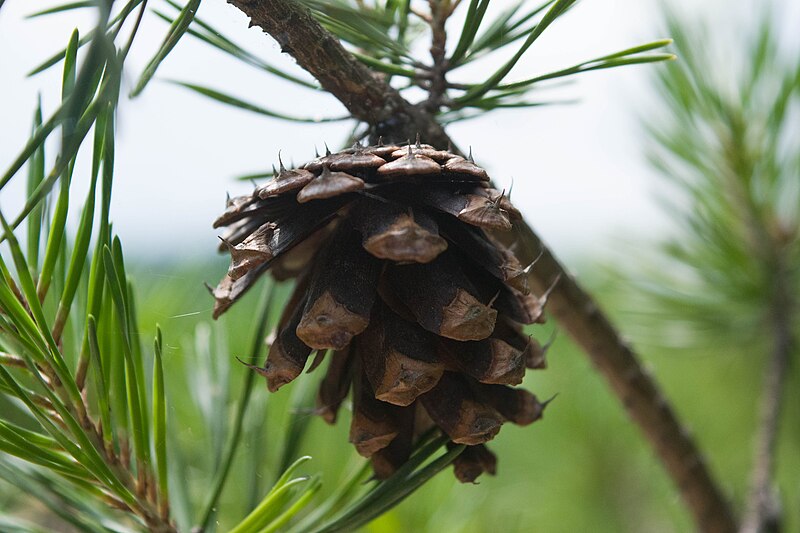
[741,259,794,533]
[635,12,800,531]
[224,1,737,530]
[510,224,737,533]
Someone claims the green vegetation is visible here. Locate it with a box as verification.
[6,259,798,531]
[1,0,797,531]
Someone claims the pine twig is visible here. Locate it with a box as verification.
[223,1,737,530]
[740,338,789,533]
[425,0,450,113]
[740,259,794,533]
[226,0,450,145]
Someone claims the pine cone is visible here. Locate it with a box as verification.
[211,139,550,482]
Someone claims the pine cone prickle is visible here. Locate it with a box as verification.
[211,139,550,482]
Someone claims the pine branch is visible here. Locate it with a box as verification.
[511,224,736,533]
[740,258,794,533]
[226,0,450,145]
[636,13,799,531]
[425,0,449,113]
[223,1,736,531]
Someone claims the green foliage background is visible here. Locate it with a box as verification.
[5,260,798,531]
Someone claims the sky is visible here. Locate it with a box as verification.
[0,0,795,263]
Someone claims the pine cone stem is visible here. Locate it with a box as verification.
[224,1,736,530]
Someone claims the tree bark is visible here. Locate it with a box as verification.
[226,0,451,145]
[225,1,737,530]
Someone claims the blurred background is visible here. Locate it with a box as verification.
[1,0,799,531]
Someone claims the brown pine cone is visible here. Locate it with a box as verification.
[211,139,550,482]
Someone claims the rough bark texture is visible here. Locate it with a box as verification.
[226,0,451,145]
[224,1,737,530]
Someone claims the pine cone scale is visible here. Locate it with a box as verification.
[296,168,365,203]
[349,374,403,457]
[316,347,353,423]
[264,315,312,392]
[360,306,444,406]
[452,443,497,483]
[257,167,315,198]
[420,373,503,445]
[353,201,448,263]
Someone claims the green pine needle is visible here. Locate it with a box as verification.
[130,0,202,97]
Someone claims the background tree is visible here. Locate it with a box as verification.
[615,8,799,533]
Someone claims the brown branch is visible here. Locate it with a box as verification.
[740,259,793,533]
[224,1,737,530]
[425,0,449,113]
[226,0,450,145]
[511,224,736,533]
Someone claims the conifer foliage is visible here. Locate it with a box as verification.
[2,0,743,531]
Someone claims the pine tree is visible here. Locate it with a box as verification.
[0,1,751,531]
[619,8,799,532]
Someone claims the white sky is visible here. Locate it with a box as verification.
[0,0,795,262]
